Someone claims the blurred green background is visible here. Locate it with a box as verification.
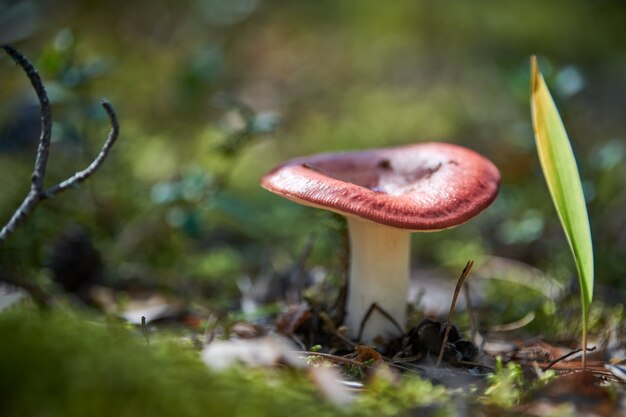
[1,0,626,316]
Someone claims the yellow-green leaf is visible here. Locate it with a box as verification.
[530,56,594,328]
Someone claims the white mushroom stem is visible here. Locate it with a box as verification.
[345,216,410,343]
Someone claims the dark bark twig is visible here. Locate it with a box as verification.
[333,331,357,349]
[141,316,150,345]
[544,345,597,370]
[357,302,404,342]
[436,260,474,367]
[2,45,52,191]
[0,45,120,243]
[43,100,119,197]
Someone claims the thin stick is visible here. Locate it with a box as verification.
[357,302,404,342]
[2,45,52,191]
[0,45,52,242]
[0,46,120,243]
[43,101,119,197]
[141,316,150,345]
[333,331,357,349]
[545,345,596,370]
[290,334,307,351]
[436,260,474,367]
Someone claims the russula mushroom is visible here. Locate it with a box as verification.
[261,142,500,343]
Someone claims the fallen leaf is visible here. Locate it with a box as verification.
[354,345,383,364]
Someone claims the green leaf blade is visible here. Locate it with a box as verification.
[529,56,594,321]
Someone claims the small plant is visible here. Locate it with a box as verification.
[530,56,594,368]
[484,358,524,407]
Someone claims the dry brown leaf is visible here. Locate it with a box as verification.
[354,345,383,364]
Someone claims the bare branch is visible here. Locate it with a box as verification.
[2,45,52,191]
[0,46,120,244]
[44,100,119,198]
[0,190,41,243]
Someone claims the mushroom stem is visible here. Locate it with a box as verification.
[346,216,410,343]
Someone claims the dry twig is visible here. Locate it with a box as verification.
[0,45,120,243]
[357,302,404,342]
[545,346,597,370]
[436,260,474,367]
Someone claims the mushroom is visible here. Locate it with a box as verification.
[261,142,500,343]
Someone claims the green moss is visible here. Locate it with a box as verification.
[356,370,450,416]
[0,307,461,417]
[0,308,348,417]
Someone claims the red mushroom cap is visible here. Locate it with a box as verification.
[261,142,500,230]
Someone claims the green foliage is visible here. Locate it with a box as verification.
[484,358,524,408]
[355,369,449,417]
[484,358,557,409]
[530,56,594,350]
[3,0,626,297]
